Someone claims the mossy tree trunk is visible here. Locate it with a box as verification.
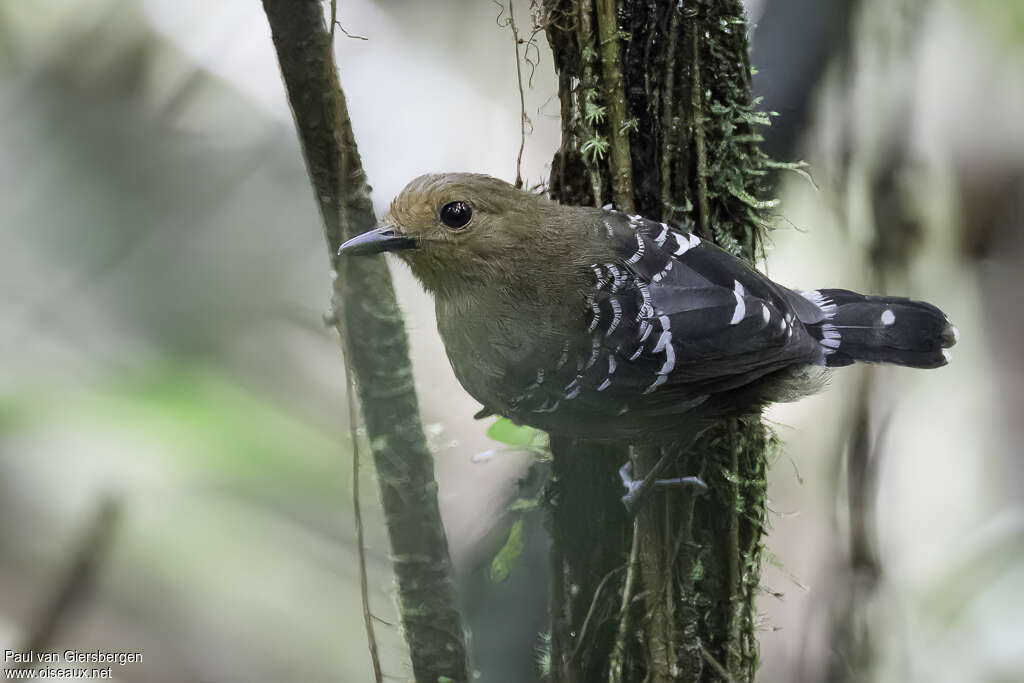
[542,1,775,680]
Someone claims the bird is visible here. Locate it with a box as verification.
[338,173,958,443]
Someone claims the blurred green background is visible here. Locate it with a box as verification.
[1,0,1022,681]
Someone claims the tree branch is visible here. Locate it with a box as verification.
[261,2,469,681]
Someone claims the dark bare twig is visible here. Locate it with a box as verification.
[326,10,382,679]
[700,644,737,683]
[334,21,368,41]
[329,0,367,41]
[508,1,528,188]
[499,1,543,188]
[346,363,384,683]
[690,18,710,235]
[326,7,382,678]
[569,565,625,662]
[607,519,640,683]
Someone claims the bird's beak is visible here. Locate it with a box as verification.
[337,225,418,256]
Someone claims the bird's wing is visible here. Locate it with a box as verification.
[600,213,828,393]
[508,212,828,421]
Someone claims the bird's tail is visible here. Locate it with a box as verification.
[804,288,959,368]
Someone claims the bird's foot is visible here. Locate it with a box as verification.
[619,461,707,513]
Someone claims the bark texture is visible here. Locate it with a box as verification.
[543,1,774,680]
[261,2,469,681]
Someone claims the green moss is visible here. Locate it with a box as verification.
[581,135,610,162]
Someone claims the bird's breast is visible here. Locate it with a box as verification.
[435,293,585,414]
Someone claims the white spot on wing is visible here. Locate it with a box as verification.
[820,322,841,351]
[761,303,770,324]
[608,264,626,292]
[555,341,570,369]
[585,336,601,369]
[655,223,669,245]
[587,298,601,333]
[653,331,671,353]
[880,309,895,325]
[651,259,674,282]
[643,374,668,395]
[607,299,622,336]
[637,282,654,319]
[800,290,837,319]
[625,233,646,264]
[730,281,746,325]
[534,400,561,413]
[657,343,675,375]
[672,231,692,256]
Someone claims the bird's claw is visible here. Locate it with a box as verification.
[619,462,707,512]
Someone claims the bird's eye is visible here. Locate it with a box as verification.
[439,201,473,230]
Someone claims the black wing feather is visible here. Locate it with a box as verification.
[506,212,826,423]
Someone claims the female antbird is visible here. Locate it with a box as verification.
[339,173,958,487]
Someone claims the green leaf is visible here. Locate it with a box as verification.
[508,497,539,512]
[490,519,525,583]
[486,418,544,448]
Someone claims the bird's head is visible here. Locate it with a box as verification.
[338,173,580,297]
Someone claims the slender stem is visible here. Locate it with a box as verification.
[594,0,635,213]
[690,15,710,235]
[660,5,681,219]
[726,419,742,676]
[348,367,383,683]
[637,446,673,683]
[570,566,625,662]
[608,518,641,683]
[701,644,737,683]
[509,0,527,188]
[576,0,607,204]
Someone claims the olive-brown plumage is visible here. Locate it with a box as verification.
[339,173,958,440]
